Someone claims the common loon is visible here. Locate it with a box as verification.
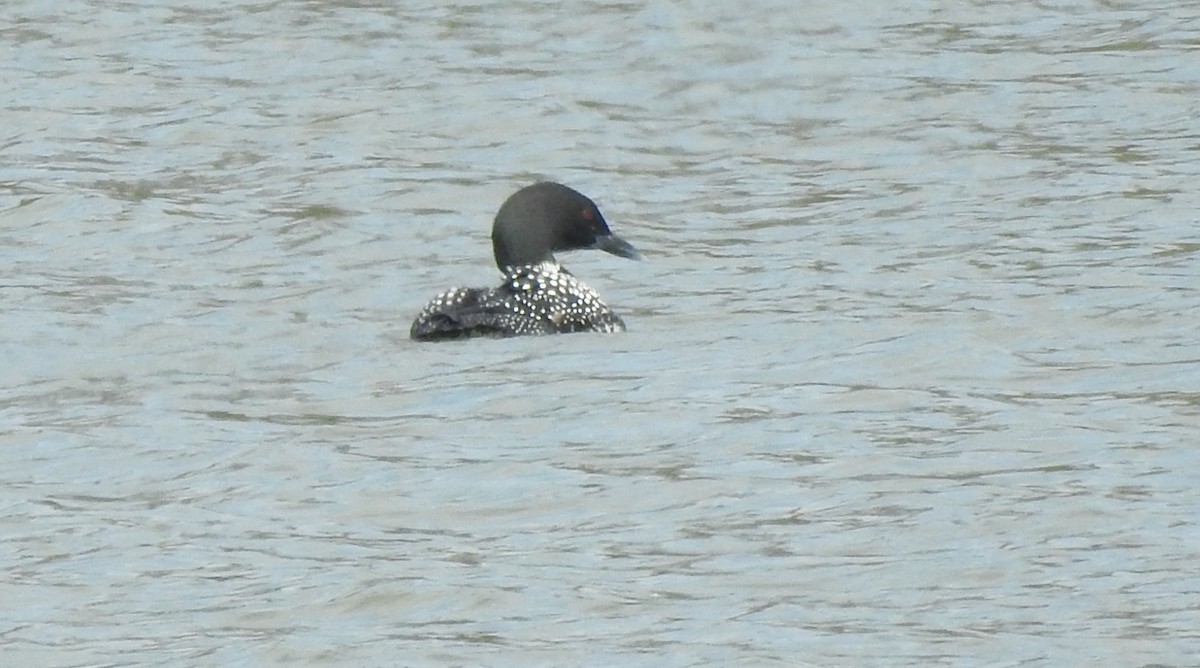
[410,182,641,341]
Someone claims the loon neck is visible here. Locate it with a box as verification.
[494,244,556,271]
[501,259,562,275]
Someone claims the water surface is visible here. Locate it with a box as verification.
[4,1,1199,665]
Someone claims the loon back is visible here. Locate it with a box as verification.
[410,262,626,340]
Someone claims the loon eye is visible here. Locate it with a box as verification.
[580,208,594,221]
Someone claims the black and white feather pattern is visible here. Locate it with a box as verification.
[410,261,625,340]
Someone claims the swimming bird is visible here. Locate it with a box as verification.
[410,182,640,340]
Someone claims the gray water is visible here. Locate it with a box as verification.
[4,1,1199,666]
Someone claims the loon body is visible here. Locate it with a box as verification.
[410,182,640,341]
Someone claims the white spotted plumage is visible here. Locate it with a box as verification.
[410,261,626,339]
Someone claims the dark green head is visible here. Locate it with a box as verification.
[491,182,641,270]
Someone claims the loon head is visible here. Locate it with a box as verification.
[491,182,641,271]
